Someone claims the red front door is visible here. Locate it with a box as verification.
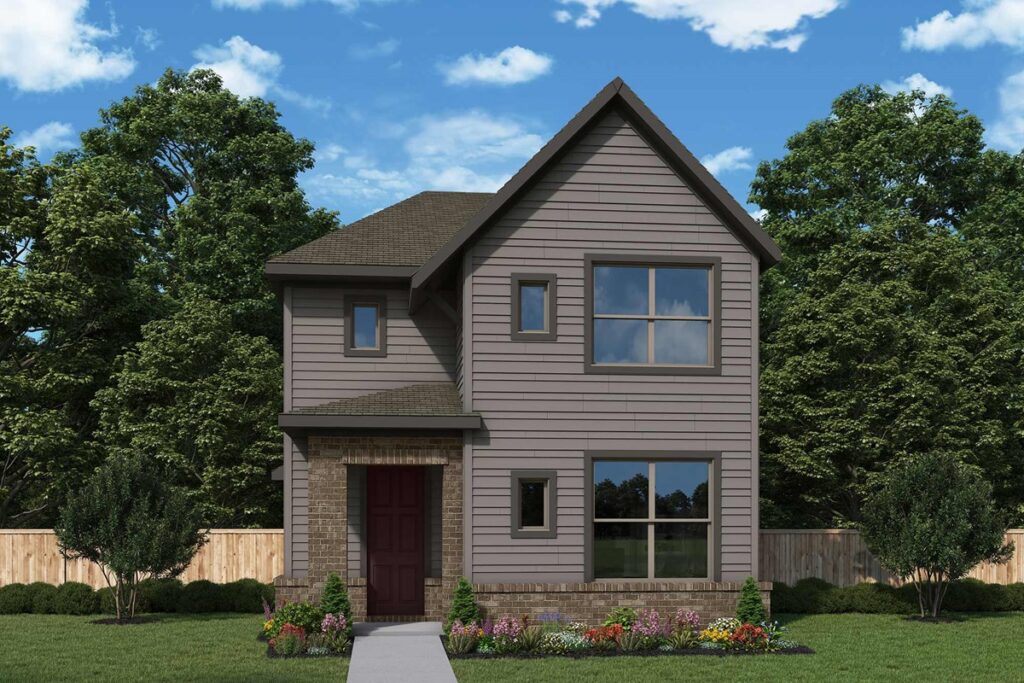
[367,466,425,616]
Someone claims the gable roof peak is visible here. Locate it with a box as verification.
[410,77,781,294]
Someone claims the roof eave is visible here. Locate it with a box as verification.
[278,413,482,432]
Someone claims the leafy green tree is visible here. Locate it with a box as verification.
[0,133,160,527]
[55,453,207,622]
[80,68,336,344]
[861,452,1013,617]
[760,215,1024,526]
[753,85,1024,526]
[93,297,283,527]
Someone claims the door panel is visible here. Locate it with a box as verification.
[367,466,425,616]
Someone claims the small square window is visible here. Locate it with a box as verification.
[344,294,387,357]
[511,273,557,341]
[511,470,557,539]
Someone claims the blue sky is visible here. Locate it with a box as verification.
[2,0,1023,223]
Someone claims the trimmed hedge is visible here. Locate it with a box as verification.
[773,577,1024,614]
[0,579,273,615]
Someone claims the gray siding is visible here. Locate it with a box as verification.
[290,286,457,408]
[288,436,309,576]
[467,110,758,582]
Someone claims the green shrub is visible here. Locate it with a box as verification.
[269,601,324,638]
[29,583,59,614]
[772,578,832,613]
[53,582,99,615]
[177,580,226,613]
[0,584,32,614]
[736,576,767,624]
[1006,583,1024,611]
[943,579,1007,612]
[320,573,352,627]
[822,582,914,614]
[445,577,480,633]
[224,579,272,613]
[603,607,638,629]
[138,578,184,613]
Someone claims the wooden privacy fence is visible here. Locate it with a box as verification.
[0,529,284,588]
[4,528,1023,588]
[759,529,1024,587]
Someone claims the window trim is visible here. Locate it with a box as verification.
[583,451,721,581]
[344,293,388,358]
[511,273,557,341]
[583,254,722,375]
[510,469,558,539]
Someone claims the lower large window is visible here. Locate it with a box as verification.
[589,455,714,579]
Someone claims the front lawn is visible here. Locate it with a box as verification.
[0,613,346,682]
[452,613,1024,682]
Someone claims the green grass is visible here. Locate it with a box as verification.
[0,613,346,682]
[452,613,1024,683]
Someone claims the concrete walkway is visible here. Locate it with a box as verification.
[347,622,456,683]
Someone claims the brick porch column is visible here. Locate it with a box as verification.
[307,448,348,589]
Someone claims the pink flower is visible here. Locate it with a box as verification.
[493,615,523,639]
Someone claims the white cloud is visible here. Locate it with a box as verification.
[349,39,399,60]
[902,1,1024,51]
[881,73,953,99]
[191,36,329,112]
[553,0,842,51]
[749,208,768,221]
[307,110,545,201]
[192,36,281,98]
[315,143,348,163]
[989,69,1024,151]
[13,122,76,153]
[213,0,395,10]
[136,27,160,51]
[440,46,554,86]
[0,0,135,92]
[700,146,754,175]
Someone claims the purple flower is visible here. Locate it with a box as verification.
[674,609,701,632]
[493,615,523,639]
[482,619,493,637]
[262,597,273,621]
[632,609,662,637]
[321,612,347,634]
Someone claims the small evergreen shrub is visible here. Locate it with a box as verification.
[736,577,767,624]
[821,582,913,614]
[29,583,59,614]
[177,580,226,613]
[319,573,352,629]
[225,578,272,613]
[53,582,99,615]
[1006,583,1024,611]
[943,579,1007,612]
[445,577,480,633]
[0,584,32,614]
[138,578,184,613]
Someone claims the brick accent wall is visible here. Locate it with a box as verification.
[472,581,772,623]
[276,434,463,621]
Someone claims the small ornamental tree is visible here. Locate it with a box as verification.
[861,452,1013,618]
[445,576,480,632]
[55,454,207,622]
[736,576,767,624]
[321,572,352,635]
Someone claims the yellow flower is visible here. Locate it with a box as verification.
[263,620,274,632]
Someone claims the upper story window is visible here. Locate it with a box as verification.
[584,255,720,375]
[511,469,557,539]
[344,294,387,357]
[511,273,557,341]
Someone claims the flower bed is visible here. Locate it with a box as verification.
[259,571,353,659]
[441,609,812,660]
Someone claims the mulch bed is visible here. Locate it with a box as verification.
[90,615,163,626]
[440,637,814,660]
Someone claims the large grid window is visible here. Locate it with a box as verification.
[592,263,712,367]
[591,458,711,579]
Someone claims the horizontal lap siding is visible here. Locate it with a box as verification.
[290,437,309,575]
[468,111,756,583]
[290,287,457,407]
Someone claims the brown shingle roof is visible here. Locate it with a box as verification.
[271,191,493,266]
[292,382,472,417]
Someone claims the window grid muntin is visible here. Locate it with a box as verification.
[592,264,712,366]
[592,459,712,579]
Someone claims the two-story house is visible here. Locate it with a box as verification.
[267,78,782,622]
